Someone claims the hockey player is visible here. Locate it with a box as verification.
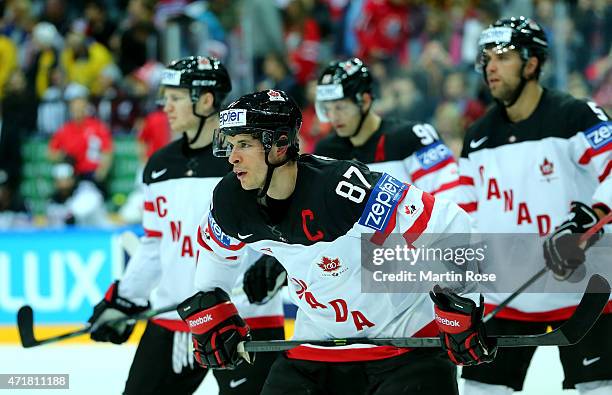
[87,57,285,395]
[456,17,612,394]
[176,89,497,394]
[243,57,465,306]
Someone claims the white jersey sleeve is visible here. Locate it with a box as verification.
[118,182,163,304]
[193,205,249,294]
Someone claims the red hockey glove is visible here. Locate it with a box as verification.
[243,255,287,304]
[430,285,497,366]
[88,281,149,344]
[177,288,252,369]
[544,202,605,280]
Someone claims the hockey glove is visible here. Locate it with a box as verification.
[243,255,287,304]
[430,285,497,366]
[177,288,252,369]
[544,202,604,280]
[88,281,149,344]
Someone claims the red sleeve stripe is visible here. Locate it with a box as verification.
[370,184,410,246]
[410,157,455,182]
[458,202,478,213]
[598,160,611,182]
[206,222,245,251]
[196,226,213,251]
[402,191,435,247]
[244,315,285,329]
[578,142,611,164]
[144,201,155,211]
[430,176,475,195]
[144,228,162,237]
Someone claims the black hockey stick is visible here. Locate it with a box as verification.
[240,274,610,352]
[483,211,612,323]
[17,304,178,348]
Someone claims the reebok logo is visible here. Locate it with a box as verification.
[188,313,213,328]
[435,314,460,327]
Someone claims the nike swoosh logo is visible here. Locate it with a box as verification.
[470,136,488,149]
[151,169,167,179]
[582,356,601,366]
[237,233,253,240]
[229,378,247,388]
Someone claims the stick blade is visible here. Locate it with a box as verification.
[558,274,610,344]
[17,305,38,348]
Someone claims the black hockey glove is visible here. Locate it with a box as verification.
[88,281,149,344]
[243,255,287,304]
[543,202,604,280]
[430,285,497,366]
[178,288,252,369]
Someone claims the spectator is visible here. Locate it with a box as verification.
[283,0,322,85]
[48,83,113,191]
[353,0,415,64]
[0,169,31,229]
[113,0,159,76]
[258,51,305,107]
[46,161,109,227]
[441,70,485,130]
[82,0,117,49]
[0,69,37,190]
[0,34,18,100]
[60,27,114,96]
[26,22,62,99]
[40,0,71,35]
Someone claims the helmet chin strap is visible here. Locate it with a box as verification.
[258,146,298,198]
[349,96,371,138]
[185,102,217,146]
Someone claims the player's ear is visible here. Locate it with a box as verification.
[524,56,539,80]
[197,91,215,111]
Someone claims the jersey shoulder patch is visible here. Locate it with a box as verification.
[357,172,408,232]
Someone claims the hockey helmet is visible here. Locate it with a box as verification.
[213,89,302,159]
[315,58,373,122]
[160,56,232,107]
[476,16,548,75]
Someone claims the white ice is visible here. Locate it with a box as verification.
[0,344,576,394]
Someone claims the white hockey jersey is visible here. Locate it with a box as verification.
[194,155,476,362]
[456,89,612,320]
[315,118,464,202]
[118,138,284,331]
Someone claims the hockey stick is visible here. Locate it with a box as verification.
[483,211,612,322]
[17,304,178,348]
[240,274,610,352]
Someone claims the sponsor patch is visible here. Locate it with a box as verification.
[208,212,232,247]
[584,121,612,150]
[316,84,344,101]
[359,173,407,232]
[478,27,513,46]
[160,69,182,86]
[416,141,452,169]
[219,109,247,128]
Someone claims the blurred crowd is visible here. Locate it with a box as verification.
[0,0,611,229]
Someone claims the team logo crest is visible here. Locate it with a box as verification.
[197,57,212,70]
[267,90,285,101]
[405,204,419,216]
[317,257,348,277]
[539,157,557,182]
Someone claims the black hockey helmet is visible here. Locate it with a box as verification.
[476,16,548,76]
[315,58,372,121]
[213,89,302,158]
[160,55,232,108]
